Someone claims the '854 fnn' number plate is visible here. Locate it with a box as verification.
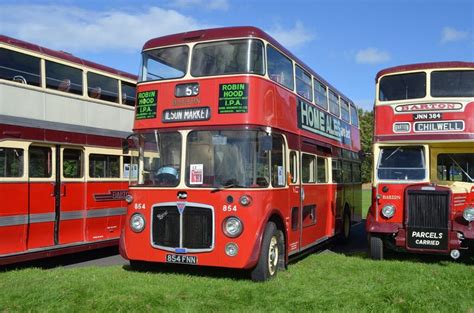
[166,254,198,265]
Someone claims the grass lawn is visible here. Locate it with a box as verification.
[1,252,472,312]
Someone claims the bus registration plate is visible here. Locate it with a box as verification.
[166,254,198,265]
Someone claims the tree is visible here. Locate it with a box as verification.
[358,108,374,183]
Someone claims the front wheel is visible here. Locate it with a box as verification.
[369,234,384,260]
[250,222,285,282]
[340,208,351,243]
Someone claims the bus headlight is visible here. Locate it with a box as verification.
[125,194,133,204]
[130,213,146,233]
[223,216,243,238]
[225,243,239,257]
[239,195,252,206]
[463,207,474,222]
[381,204,396,219]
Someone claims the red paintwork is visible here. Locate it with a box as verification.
[375,61,474,82]
[0,35,137,81]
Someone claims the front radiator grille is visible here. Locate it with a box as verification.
[406,190,449,228]
[152,203,213,251]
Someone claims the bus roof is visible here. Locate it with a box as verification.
[143,26,354,105]
[0,34,137,81]
[375,61,474,82]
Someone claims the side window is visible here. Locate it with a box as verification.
[317,157,327,183]
[352,162,361,183]
[63,149,83,178]
[291,207,299,231]
[271,135,285,187]
[332,159,343,183]
[121,81,136,106]
[0,147,24,177]
[267,45,294,90]
[342,161,352,183]
[289,151,298,184]
[87,72,119,103]
[295,65,312,101]
[350,104,359,127]
[302,205,316,227]
[328,90,340,116]
[89,154,120,178]
[0,48,41,87]
[302,153,316,183]
[314,79,328,110]
[341,99,350,122]
[29,146,52,178]
[45,60,83,95]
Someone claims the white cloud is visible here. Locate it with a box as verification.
[268,21,315,49]
[171,0,229,10]
[440,26,469,44]
[355,48,390,65]
[0,5,213,53]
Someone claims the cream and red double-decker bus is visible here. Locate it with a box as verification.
[120,27,362,281]
[367,62,474,260]
[0,35,137,265]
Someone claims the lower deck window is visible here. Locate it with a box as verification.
[0,148,23,177]
[437,153,474,183]
[377,146,425,180]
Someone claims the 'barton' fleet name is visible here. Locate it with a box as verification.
[395,102,462,113]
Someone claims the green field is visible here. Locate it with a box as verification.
[1,252,472,312]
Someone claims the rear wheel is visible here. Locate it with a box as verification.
[251,222,284,282]
[369,234,384,260]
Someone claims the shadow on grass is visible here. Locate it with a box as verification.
[0,246,119,272]
[122,261,250,281]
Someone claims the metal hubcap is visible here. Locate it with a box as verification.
[268,236,278,275]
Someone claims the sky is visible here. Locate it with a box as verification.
[1,0,473,111]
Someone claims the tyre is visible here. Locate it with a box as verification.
[369,234,384,260]
[250,222,285,282]
[341,207,351,243]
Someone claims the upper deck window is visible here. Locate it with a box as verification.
[141,45,188,81]
[431,70,474,97]
[267,45,294,90]
[0,48,41,87]
[121,81,136,106]
[45,61,83,95]
[295,65,312,101]
[328,90,340,116]
[341,98,350,122]
[350,104,359,127]
[87,72,119,103]
[314,79,328,110]
[191,39,264,77]
[379,72,426,101]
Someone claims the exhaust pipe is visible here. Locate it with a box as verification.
[450,249,460,260]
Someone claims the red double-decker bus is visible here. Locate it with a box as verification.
[120,27,362,280]
[367,62,474,260]
[0,35,137,265]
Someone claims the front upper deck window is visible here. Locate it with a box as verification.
[267,45,294,90]
[379,72,426,101]
[377,146,426,181]
[431,70,474,97]
[141,45,189,81]
[191,39,264,77]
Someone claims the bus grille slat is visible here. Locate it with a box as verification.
[407,190,449,228]
[152,205,213,250]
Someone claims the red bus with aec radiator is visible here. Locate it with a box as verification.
[367,62,474,260]
[120,27,362,280]
[0,35,137,265]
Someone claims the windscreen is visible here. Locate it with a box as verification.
[191,39,264,77]
[437,153,474,183]
[379,72,426,101]
[377,146,426,180]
